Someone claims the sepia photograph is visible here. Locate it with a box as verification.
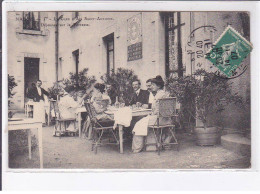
[6,10,252,170]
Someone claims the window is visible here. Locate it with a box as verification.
[103,33,114,75]
[23,12,40,31]
[163,12,184,78]
[72,49,79,86]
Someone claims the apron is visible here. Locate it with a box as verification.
[33,100,45,123]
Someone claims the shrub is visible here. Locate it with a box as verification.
[8,74,17,107]
[166,69,243,129]
[236,87,250,130]
[101,68,139,105]
[63,68,96,93]
[8,130,37,161]
[47,81,65,100]
[48,68,96,100]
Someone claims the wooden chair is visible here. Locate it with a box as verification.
[146,97,179,155]
[81,99,109,139]
[84,102,119,154]
[53,100,77,137]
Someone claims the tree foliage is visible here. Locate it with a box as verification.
[63,68,96,93]
[101,68,139,105]
[8,74,17,107]
[8,74,17,99]
[48,68,96,100]
[166,69,243,128]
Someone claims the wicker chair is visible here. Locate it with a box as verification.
[53,100,77,137]
[146,97,179,155]
[84,102,119,154]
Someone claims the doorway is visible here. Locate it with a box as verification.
[24,57,40,100]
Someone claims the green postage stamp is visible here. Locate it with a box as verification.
[206,26,253,77]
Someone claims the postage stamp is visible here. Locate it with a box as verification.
[205,26,253,77]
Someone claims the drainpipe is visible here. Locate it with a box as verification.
[177,12,183,77]
[55,12,59,82]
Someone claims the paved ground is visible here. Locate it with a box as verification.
[9,125,250,169]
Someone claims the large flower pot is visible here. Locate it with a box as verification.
[194,126,219,146]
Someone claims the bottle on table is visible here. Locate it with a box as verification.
[119,93,125,107]
[115,96,120,108]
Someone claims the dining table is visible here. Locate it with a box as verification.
[8,118,44,168]
[76,105,152,153]
[105,106,152,154]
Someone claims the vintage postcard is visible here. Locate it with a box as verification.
[2,0,260,191]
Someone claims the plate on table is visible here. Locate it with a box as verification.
[107,106,118,111]
[132,107,152,112]
[131,107,142,111]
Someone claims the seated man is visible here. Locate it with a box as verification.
[127,80,150,140]
[129,80,149,107]
[146,79,155,109]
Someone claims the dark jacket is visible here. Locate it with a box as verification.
[129,89,150,105]
[107,89,117,105]
[27,86,49,102]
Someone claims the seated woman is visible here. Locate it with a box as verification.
[90,83,112,120]
[76,90,88,107]
[83,83,113,138]
[55,88,79,134]
[132,75,172,153]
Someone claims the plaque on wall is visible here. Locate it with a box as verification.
[127,13,142,61]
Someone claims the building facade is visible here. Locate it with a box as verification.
[8,12,56,109]
[57,12,167,86]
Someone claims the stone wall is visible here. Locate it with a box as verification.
[58,12,165,88]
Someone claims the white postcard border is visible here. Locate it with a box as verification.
[2,0,260,190]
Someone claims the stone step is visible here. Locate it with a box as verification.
[221,134,251,156]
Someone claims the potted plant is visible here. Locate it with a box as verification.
[8,74,17,118]
[48,82,64,100]
[166,69,242,146]
[101,68,139,105]
[63,68,96,92]
[49,68,96,100]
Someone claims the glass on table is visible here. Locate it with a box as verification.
[120,103,125,108]
[136,102,142,108]
[142,104,149,109]
[115,102,120,108]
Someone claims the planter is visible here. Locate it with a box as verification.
[194,126,220,146]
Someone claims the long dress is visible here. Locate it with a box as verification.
[132,89,171,152]
[58,94,79,132]
[91,91,112,121]
[84,92,113,138]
